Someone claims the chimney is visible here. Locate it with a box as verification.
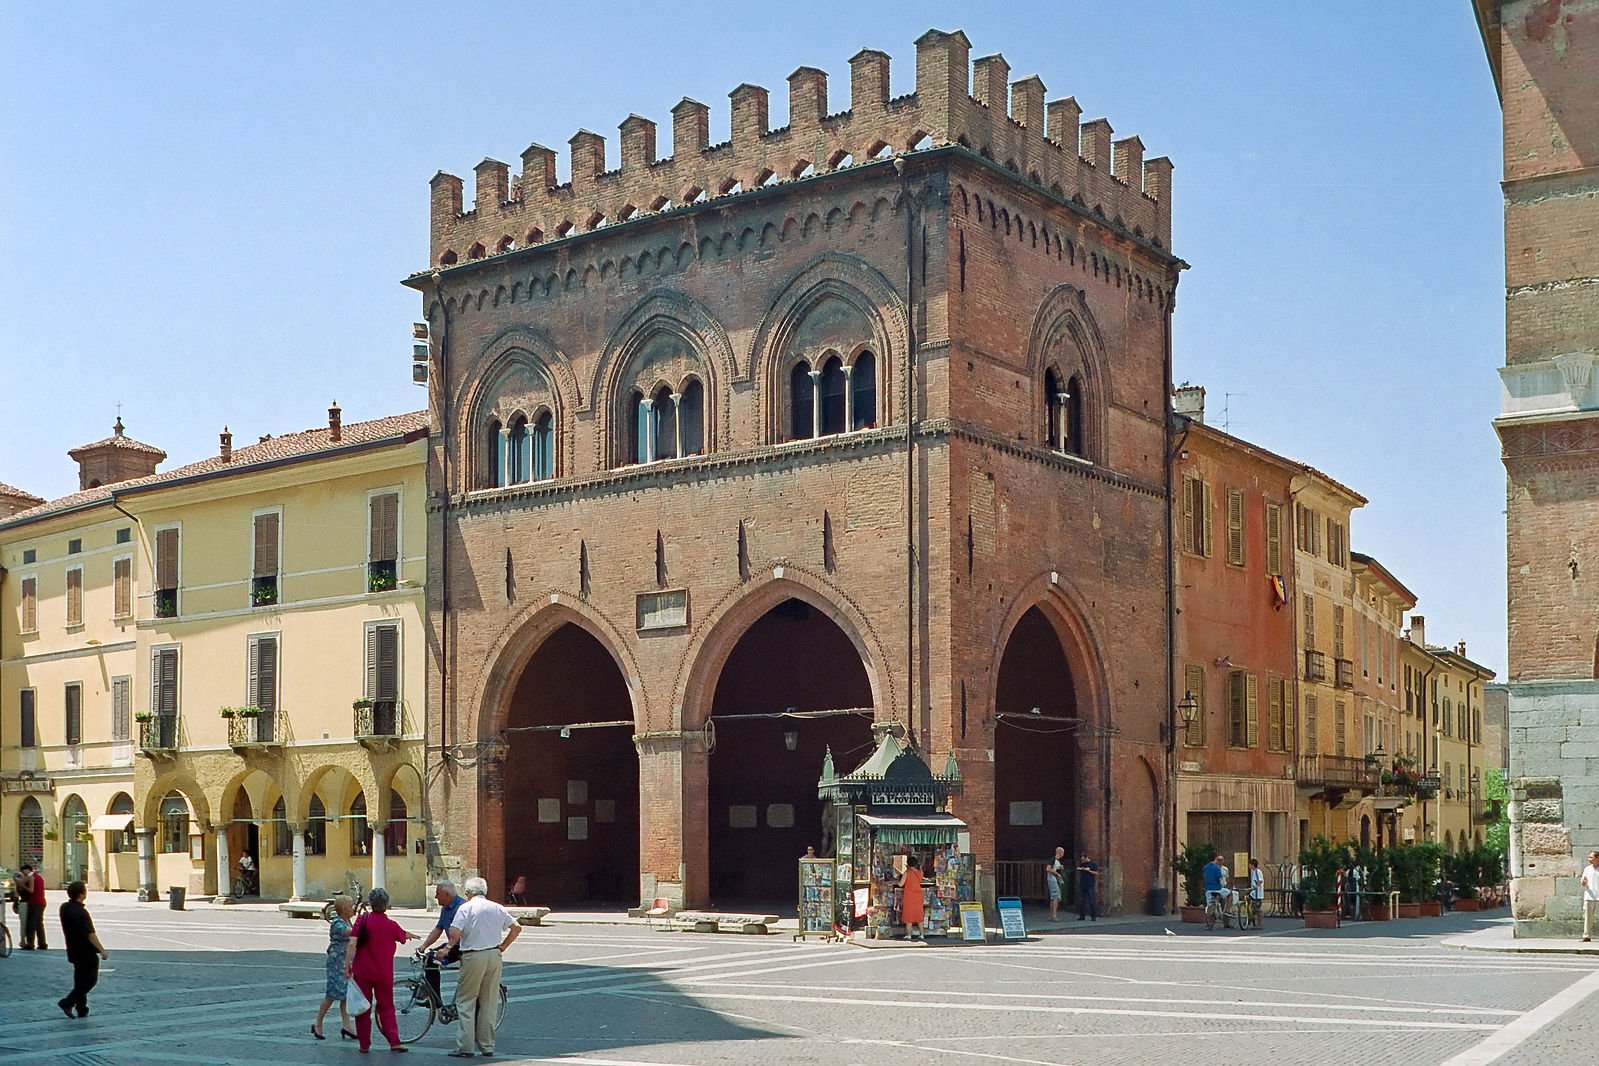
[1457,641,1467,656]
[1174,384,1205,424]
[219,427,232,463]
[1409,615,1426,647]
[328,402,342,443]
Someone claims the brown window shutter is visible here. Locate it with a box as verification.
[1228,669,1246,745]
[156,528,179,589]
[1183,663,1204,746]
[376,624,399,700]
[365,625,380,699]
[1181,478,1196,555]
[154,647,178,716]
[371,493,399,562]
[113,677,130,741]
[1282,680,1295,752]
[1267,676,1283,751]
[1265,503,1282,576]
[255,637,277,713]
[1226,489,1244,566]
[21,576,37,632]
[254,513,279,577]
[66,568,83,626]
[1246,674,1259,748]
[1200,481,1213,557]
[114,557,132,618]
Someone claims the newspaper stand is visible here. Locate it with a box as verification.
[815,731,972,939]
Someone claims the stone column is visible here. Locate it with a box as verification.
[370,821,388,894]
[291,825,308,900]
[842,365,854,431]
[670,392,683,460]
[1056,392,1069,449]
[215,825,231,900]
[641,397,655,462]
[136,827,156,902]
[809,370,822,438]
[497,427,510,486]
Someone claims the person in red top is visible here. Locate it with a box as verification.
[898,855,925,941]
[343,887,417,1053]
[20,863,48,950]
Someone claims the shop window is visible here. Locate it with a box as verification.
[272,797,292,856]
[159,793,189,853]
[107,793,134,853]
[17,797,43,869]
[350,792,371,857]
[383,793,408,856]
[306,796,328,856]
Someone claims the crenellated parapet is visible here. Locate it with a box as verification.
[428,29,1172,269]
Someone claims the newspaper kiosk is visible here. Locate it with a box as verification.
[815,731,972,939]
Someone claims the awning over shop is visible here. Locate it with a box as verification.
[857,812,966,846]
[90,814,133,832]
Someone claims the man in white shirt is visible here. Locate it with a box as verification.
[1580,851,1599,943]
[445,876,521,1057]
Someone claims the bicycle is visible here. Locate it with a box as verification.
[395,949,507,1045]
[322,875,370,922]
[1205,890,1258,931]
[231,866,259,899]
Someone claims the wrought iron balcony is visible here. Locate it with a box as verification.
[355,699,400,751]
[227,711,283,751]
[1296,753,1378,793]
[1303,649,1328,682]
[137,715,179,755]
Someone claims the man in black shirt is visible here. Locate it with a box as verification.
[57,881,109,1019]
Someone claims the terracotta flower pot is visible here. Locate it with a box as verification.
[1303,908,1339,929]
[1454,898,1480,912]
[1367,904,1392,921]
[1179,905,1207,924]
[1420,901,1442,917]
[1397,902,1422,918]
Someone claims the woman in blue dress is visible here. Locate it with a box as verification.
[311,897,356,1040]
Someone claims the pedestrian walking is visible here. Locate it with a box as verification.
[311,897,356,1041]
[1581,850,1599,943]
[445,876,521,1058]
[1046,846,1066,922]
[343,887,417,1054]
[1076,852,1100,921]
[57,881,108,1019]
[21,864,48,949]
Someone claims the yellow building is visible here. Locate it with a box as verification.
[1290,470,1367,850]
[1349,553,1416,850]
[1424,636,1496,856]
[2,407,430,905]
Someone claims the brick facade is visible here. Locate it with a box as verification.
[410,30,1180,912]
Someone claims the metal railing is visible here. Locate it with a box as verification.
[227,712,282,748]
[355,699,399,739]
[994,860,1049,901]
[1296,753,1378,791]
[138,715,179,753]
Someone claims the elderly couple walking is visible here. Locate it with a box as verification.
[315,876,520,1056]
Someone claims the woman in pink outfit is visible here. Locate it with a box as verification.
[343,888,417,1053]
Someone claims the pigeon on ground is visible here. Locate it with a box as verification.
[1164,928,1177,937]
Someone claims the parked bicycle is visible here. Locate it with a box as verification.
[322,875,370,922]
[395,948,507,1045]
[230,864,260,899]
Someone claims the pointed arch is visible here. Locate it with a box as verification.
[1026,285,1111,464]
[458,325,580,490]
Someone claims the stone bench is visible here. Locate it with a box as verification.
[279,902,327,919]
[673,910,780,935]
[507,906,551,926]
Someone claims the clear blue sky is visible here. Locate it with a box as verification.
[0,4,1506,672]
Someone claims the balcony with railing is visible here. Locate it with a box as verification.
[355,699,400,751]
[137,715,179,756]
[227,710,284,752]
[1304,649,1327,682]
[1296,753,1378,799]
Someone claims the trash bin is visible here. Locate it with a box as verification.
[1147,886,1169,916]
[168,886,186,910]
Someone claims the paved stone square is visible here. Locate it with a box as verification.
[0,899,1595,1065]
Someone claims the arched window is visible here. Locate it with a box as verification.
[272,796,292,856]
[531,411,554,480]
[506,417,529,484]
[791,361,814,440]
[349,792,370,857]
[630,390,649,464]
[486,419,504,487]
[159,792,189,853]
[383,792,408,856]
[1065,374,1086,457]
[1045,368,1065,450]
[306,795,327,856]
[851,351,877,430]
[107,792,134,854]
[819,356,847,436]
[679,380,704,456]
[651,385,677,462]
[18,796,43,868]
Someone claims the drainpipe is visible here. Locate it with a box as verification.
[426,271,452,877]
[1162,277,1180,912]
[898,158,919,746]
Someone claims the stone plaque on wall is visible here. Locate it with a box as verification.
[567,780,588,805]
[637,589,689,631]
[567,816,588,841]
[1009,801,1044,826]
[729,805,757,829]
[537,798,560,823]
[594,800,616,823]
[767,803,795,828]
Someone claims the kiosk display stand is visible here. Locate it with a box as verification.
[796,857,836,941]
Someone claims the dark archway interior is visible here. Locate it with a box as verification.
[503,624,638,904]
[709,598,874,902]
[994,607,1079,862]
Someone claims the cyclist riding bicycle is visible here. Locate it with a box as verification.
[1202,855,1231,927]
[416,880,464,999]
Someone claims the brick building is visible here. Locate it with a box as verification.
[1475,0,1599,935]
[409,29,1181,912]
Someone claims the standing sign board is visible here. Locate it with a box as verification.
[959,901,986,941]
[997,896,1027,939]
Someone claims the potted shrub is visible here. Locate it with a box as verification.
[1173,842,1216,923]
[1299,835,1344,928]
[236,705,262,718]
[134,710,154,724]
[1390,842,1443,917]
[1354,843,1393,920]
[1448,846,1484,911]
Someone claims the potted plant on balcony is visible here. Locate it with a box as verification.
[236,705,262,718]
[352,697,374,711]
[1299,835,1344,928]
[1173,842,1216,923]
[134,710,154,724]
[218,706,236,719]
